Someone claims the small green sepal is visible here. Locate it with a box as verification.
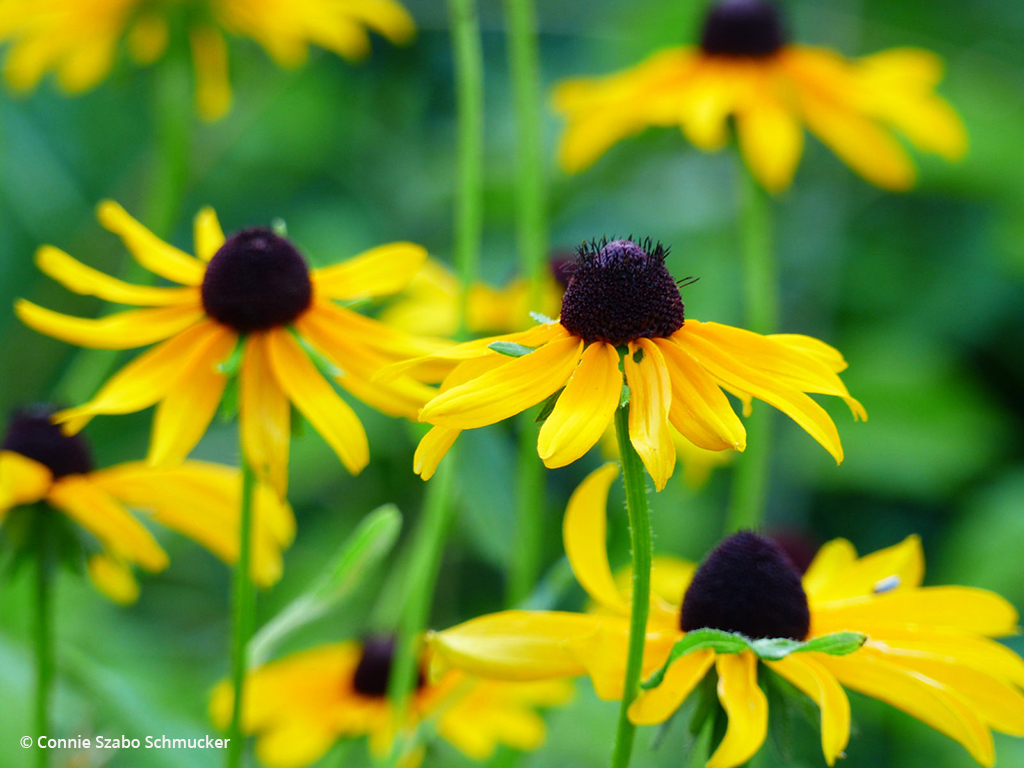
[489,341,536,358]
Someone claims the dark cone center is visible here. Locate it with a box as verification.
[201,228,313,333]
[680,531,810,640]
[700,0,787,58]
[2,406,92,478]
[351,635,425,698]
[559,238,686,346]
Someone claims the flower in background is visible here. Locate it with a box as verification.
[431,464,1024,768]
[0,406,292,601]
[0,0,415,120]
[554,0,967,192]
[209,634,572,767]
[386,238,864,489]
[16,201,443,496]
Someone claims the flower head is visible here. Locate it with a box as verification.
[0,0,415,120]
[388,237,864,489]
[554,0,967,191]
[430,464,1024,768]
[15,201,442,496]
[209,633,572,767]
[0,406,292,601]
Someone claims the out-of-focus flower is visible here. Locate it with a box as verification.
[0,0,415,120]
[16,201,443,496]
[209,634,572,767]
[431,464,1024,768]
[385,238,863,488]
[554,0,966,192]
[0,407,292,601]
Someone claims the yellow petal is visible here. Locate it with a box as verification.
[96,201,206,284]
[413,426,461,481]
[563,463,628,614]
[87,553,140,605]
[313,242,428,300]
[254,721,338,768]
[349,0,417,45]
[127,14,169,65]
[802,538,858,603]
[265,328,369,475]
[768,334,849,373]
[47,476,168,571]
[562,620,677,701]
[628,649,714,725]
[810,535,924,604]
[15,300,204,350]
[0,451,52,512]
[34,245,197,306]
[240,334,291,497]
[55,35,117,94]
[420,336,584,430]
[862,630,1024,689]
[190,26,232,122]
[623,339,675,491]
[709,652,768,768]
[767,654,850,765]
[538,342,620,467]
[737,94,804,193]
[194,207,226,261]
[680,60,742,151]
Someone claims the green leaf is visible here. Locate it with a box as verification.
[535,387,564,423]
[489,341,536,358]
[799,632,867,656]
[749,637,805,661]
[217,337,246,377]
[218,375,240,423]
[248,504,402,666]
[619,384,631,408]
[641,629,747,689]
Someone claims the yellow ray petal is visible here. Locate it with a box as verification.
[96,201,206,284]
[710,652,769,768]
[127,14,169,65]
[265,328,369,475]
[769,334,849,373]
[35,245,198,307]
[254,720,338,768]
[420,336,584,430]
[194,207,226,262]
[768,654,850,765]
[190,26,231,122]
[629,649,714,725]
[87,553,140,605]
[563,463,628,615]
[55,35,118,94]
[623,339,675,491]
[563,620,678,701]
[47,476,168,571]
[0,451,52,513]
[679,59,743,151]
[240,334,291,496]
[538,342,620,468]
[313,242,428,301]
[810,535,923,604]
[802,538,858,603]
[348,0,417,44]
[737,93,804,193]
[857,48,946,88]
[15,300,204,350]
[862,630,1024,689]
[413,426,461,481]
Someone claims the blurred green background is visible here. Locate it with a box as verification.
[1,0,1023,766]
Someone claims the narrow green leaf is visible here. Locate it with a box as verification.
[217,337,246,376]
[218,375,240,423]
[798,632,867,656]
[641,629,748,689]
[619,384,631,408]
[489,341,536,358]
[749,637,805,661]
[535,387,565,423]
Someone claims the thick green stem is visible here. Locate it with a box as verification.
[225,459,258,768]
[609,405,653,768]
[33,511,55,768]
[726,161,776,534]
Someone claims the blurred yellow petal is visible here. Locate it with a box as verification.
[413,426,460,481]
[194,207,226,262]
[313,242,427,300]
[254,721,338,768]
[240,333,291,496]
[87,553,140,605]
[623,339,675,491]
[628,649,714,725]
[538,342,620,468]
[56,35,117,93]
[710,653,768,768]
[127,14,169,65]
[348,0,417,45]
[737,94,803,192]
[768,654,850,765]
[190,26,232,122]
[15,300,204,350]
[0,451,52,512]
[802,538,857,603]
[810,535,924,604]
[97,200,206,284]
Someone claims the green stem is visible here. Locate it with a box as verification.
[609,405,653,768]
[33,511,55,768]
[225,459,258,768]
[503,0,547,609]
[725,160,776,534]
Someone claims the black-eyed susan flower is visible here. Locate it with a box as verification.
[388,237,864,489]
[15,201,443,496]
[553,0,967,192]
[0,0,415,120]
[0,406,291,600]
[430,464,1024,768]
[209,634,572,767]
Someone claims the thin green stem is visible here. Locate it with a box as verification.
[725,160,776,534]
[609,405,653,768]
[225,459,258,768]
[33,510,55,768]
[508,417,544,606]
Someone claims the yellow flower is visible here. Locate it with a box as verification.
[431,464,1024,768]
[388,238,864,489]
[601,423,733,489]
[209,635,573,768]
[0,406,292,601]
[0,0,415,120]
[553,0,967,192]
[15,201,443,496]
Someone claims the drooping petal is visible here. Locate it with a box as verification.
[194,207,226,261]
[413,426,461,481]
[312,242,428,301]
[0,451,52,513]
[562,463,628,615]
[15,300,204,350]
[736,92,804,193]
[562,620,678,701]
[863,630,1024,690]
[710,652,769,768]
[768,654,850,766]
[769,334,850,373]
[623,339,675,491]
[87,553,140,605]
[96,201,206,284]
[538,342,621,468]
[240,333,291,496]
[628,649,715,725]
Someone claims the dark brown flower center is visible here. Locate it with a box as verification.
[558,238,686,346]
[2,407,92,478]
[201,228,313,333]
[700,0,787,58]
[680,531,810,640]
[351,635,425,698]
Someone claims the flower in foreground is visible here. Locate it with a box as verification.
[16,201,442,496]
[389,237,864,489]
[0,407,292,601]
[0,0,415,120]
[209,634,572,767]
[553,0,967,191]
[430,464,1024,768]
